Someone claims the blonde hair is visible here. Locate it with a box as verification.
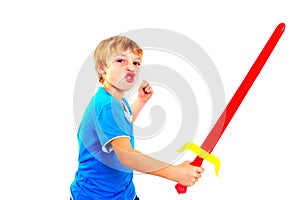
[94,35,143,83]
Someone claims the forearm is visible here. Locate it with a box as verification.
[117,148,178,182]
[131,98,146,122]
[131,80,153,122]
[111,137,203,186]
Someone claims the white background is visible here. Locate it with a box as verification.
[1,0,299,199]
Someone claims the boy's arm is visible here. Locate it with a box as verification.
[111,137,204,186]
[131,80,153,122]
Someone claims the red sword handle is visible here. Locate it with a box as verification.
[175,23,285,194]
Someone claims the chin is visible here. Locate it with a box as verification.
[116,78,137,91]
[119,83,135,91]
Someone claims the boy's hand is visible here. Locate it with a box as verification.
[176,161,204,186]
[138,80,153,103]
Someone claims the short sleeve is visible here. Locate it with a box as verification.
[95,100,133,153]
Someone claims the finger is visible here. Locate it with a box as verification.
[195,172,201,179]
[195,166,204,173]
[144,86,153,94]
[141,79,149,87]
[191,178,198,185]
[187,181,194,187]
[143,87,150,94]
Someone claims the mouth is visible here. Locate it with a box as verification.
[125,72,135,83]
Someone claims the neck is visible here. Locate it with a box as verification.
[102,81,124,102]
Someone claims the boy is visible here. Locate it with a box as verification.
[70,35,204,200]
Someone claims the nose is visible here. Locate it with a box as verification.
[125,61,135,71]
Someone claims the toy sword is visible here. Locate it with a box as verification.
[175,23,286,194]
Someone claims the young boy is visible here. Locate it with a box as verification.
[70,35,204,200]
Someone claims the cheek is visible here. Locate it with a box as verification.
[135,68,140,78]
[106,68,123,83]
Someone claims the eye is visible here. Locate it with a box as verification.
[133,61,141,66]
[116,59,125,64]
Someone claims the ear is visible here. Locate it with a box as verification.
[96,64,106,75]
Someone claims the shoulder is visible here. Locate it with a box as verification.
[94,87,112,102]
[93,88,123,114]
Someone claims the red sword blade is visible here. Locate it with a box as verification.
[176,23,285,194]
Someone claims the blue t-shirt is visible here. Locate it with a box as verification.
[70,87,136,200]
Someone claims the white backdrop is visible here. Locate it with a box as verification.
[1,0,299,199]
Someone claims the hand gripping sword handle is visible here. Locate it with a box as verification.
[175,157,204,194]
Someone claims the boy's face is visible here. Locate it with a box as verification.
[104,51,141,91]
